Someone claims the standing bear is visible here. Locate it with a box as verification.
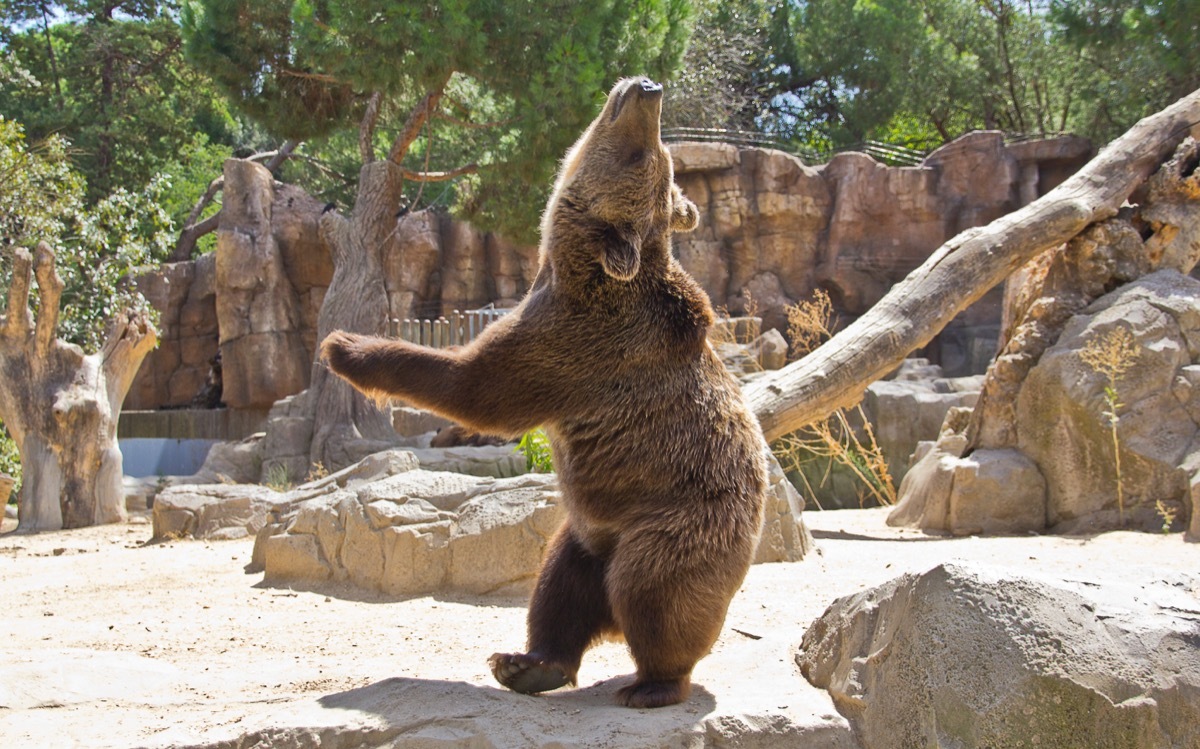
[322,77,768,708]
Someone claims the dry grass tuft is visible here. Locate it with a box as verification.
[1079,325,1140,526]
[774,291,896,507]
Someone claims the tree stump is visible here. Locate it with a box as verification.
[0,243,157,531]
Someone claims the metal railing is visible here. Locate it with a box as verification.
[389,305,511,348]
[662,126,789,150]
[663,127,934,167]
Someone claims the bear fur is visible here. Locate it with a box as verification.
[322,77,768,708]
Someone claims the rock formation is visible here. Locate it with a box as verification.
[799,563,1200,749]
[128,134,1089,412]
[890,137,1200,536]
[151,447,811,596]
[670,132,1090,374]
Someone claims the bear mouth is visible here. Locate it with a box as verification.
[610,78,664,123]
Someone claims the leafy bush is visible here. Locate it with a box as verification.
[518,429,554,474]
[1,116,172,352]
[0,418,19,500]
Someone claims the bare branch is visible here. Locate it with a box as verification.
[3,246,33,339]
[278,68,343,85]
[388,72,453,164]
[262,139,300,172]
[185,177,224,228]
[171,211,223,263]
[169,176,224,263]
[32,242,62,358]
[399,163,479,182]
[359,92,382,164]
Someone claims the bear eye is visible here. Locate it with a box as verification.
[625,148,648,166]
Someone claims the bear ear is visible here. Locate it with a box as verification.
[601,224,641,281]
[670,183,699,233]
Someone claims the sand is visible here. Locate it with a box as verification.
[2,508,1196,748]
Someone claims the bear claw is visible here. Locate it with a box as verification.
[488,652,571,694]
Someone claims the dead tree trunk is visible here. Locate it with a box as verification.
[306,161,406,470]
[0,243,157,531]
[745,87,1200,442]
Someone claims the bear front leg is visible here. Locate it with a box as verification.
[321,329,559,437]
[490,523,614,695]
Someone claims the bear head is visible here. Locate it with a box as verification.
[541,77,699,283]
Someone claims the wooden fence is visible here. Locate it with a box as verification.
[389,307,511,348]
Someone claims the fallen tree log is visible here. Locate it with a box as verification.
[746,87,1200,442]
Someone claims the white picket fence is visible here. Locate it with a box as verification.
[389,306,511,348]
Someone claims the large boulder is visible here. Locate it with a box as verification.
[255,451,812,596]
[153,449,421,541]
[862,359,983,483]
[152,483,278,541]
[893,271,1200,535]
[798,563,1200,749]
[1018,270,1199,532]
[258,472,563,595]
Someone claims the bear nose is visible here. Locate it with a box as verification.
[639,79,663,94]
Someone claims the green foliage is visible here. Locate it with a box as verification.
[0,418,20,499]
[0,117,171,352]
[518,429,554,474]
[264,463,293,492]
[769,0,1198,150]
[0,2,240,200]
[59,175,174,350]
[1050,0,1200,142]
[182,0,694,244]
[0,117,84,250]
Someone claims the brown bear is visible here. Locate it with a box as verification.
[321,77,767,709]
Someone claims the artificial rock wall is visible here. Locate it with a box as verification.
[127,133,1090,412]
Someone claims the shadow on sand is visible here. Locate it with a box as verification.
[316,675,718,745]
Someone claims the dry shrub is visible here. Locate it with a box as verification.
[774,290,896,507]
[786,288,835,361]
[1079,325,1140,526]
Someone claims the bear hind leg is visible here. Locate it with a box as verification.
[607,532,746,708]
[489,524,614,695]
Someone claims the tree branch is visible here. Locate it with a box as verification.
[262,139,300,172]
[171,211,223,263]
[398,163,479,182]
[3,246,33,339]
[744,86,1200,442]
[169,174,224,262]
[186,177,224,227]
[359,91,382,164]
[32,242,62,358]
[388,72,452,164]
[101,308,158,414]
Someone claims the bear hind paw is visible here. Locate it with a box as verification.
[616,677,690,708]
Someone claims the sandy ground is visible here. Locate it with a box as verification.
[2,508,1198,748]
